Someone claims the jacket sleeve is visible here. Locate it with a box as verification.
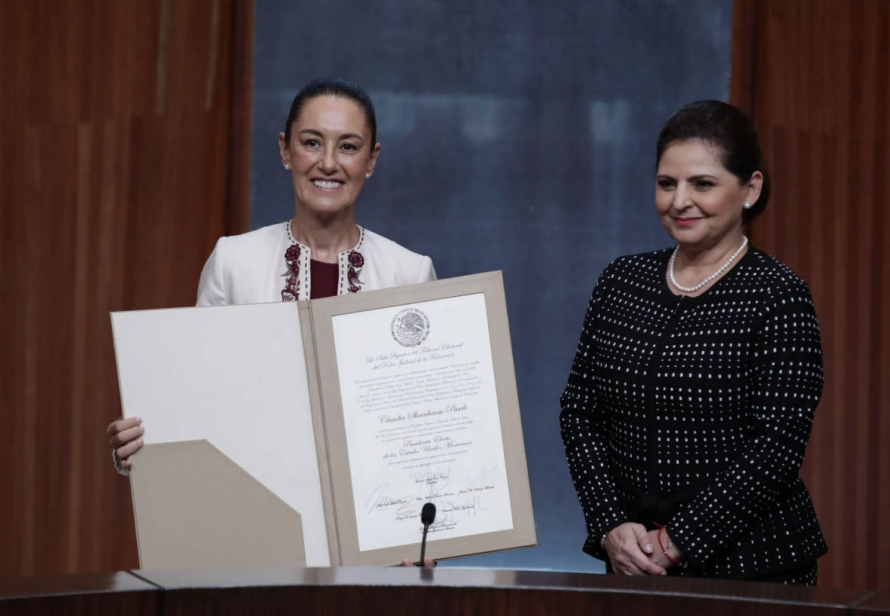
[418,255,436,283]
[195,237,229,307]
[559,263,629,560]
[667,280,824,566]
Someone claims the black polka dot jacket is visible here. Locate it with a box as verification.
[560,248,827,579]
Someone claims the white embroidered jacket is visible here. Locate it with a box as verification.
[196,222,436,306]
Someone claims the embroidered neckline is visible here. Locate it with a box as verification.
[346,250,364,293]
[282,221,366,301]
[281,242,302,301]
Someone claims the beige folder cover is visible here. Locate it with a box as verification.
[113,271,535,568]
[130,440,305,570]
[310,271,536,565]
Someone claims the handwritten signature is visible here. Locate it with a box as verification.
[364,464,498,525]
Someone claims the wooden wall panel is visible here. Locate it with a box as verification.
[0,0,253,577]
[731,0,890,591]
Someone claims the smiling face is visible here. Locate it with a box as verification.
[278,95,380,218]
[655,138,762,252]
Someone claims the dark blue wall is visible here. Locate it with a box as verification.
[251,0,733,572]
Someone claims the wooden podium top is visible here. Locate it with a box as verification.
[1,567,887,615]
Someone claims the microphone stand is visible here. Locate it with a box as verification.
[420,520,430,566]
[419,502,436,568]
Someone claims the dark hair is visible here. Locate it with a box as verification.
[656,100,770,224]
[283,78,377,147]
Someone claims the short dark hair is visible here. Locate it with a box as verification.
[283,78,377,147]
[656,100,770,224]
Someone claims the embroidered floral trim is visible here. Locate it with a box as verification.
[285,221,367,298]
[281,243,301,302]
[347,250,364,294]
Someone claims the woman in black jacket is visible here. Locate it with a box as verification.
[560,100,826,584]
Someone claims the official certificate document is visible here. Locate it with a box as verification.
[112,271,536,568]
[333,294,512,551]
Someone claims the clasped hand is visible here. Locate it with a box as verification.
[604,522,680,576]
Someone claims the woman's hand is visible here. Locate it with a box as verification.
[605,523,667,576]
[646,529,680,570]
[106,416,144,470]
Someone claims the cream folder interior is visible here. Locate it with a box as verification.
[111,302,331,567]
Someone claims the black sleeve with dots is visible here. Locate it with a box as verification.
[559,261,629,561]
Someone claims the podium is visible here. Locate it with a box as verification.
[1,567,888,615]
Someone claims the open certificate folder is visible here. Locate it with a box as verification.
[111,271,536,569]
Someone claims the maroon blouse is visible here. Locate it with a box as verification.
[309,259,339,299]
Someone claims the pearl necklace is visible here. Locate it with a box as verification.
[668,236,748,293]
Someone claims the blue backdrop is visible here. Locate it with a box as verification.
[250,0,733,572]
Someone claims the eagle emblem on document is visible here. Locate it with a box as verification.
[391,307,430,347]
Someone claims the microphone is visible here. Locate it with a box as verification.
[419,502,436,567]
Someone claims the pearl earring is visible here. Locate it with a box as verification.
[743,202,753,209]
[365,173,371,179]
[284,163,291,170]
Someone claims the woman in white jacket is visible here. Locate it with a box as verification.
[108,78,436,471]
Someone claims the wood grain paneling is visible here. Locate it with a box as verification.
[0,0,253,577]
[731,0,890,592]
